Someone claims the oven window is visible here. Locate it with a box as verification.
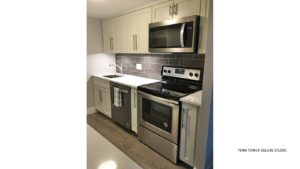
[142,98,172,133]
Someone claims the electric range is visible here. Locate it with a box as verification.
[137,65,203,163]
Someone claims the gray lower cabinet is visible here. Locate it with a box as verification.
[179,102,198,166]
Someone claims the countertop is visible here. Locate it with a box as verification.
[180,90,203,107]
[93,73,159,89]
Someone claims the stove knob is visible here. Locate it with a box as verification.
[194,73,199,77]
[189,72,193,77]
[163,69,167,73]
[167,70,171,73]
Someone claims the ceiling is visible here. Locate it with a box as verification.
[87,0,157,19]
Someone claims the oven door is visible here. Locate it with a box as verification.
[137,91,180,144]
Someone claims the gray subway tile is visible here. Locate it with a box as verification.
[156,58,169,64]
[149,74,161,80]
[115,53,205,78]
[149,63,162,69]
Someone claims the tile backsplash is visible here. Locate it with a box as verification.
[116,53,205,80]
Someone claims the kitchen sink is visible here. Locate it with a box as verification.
[103,74,123,78]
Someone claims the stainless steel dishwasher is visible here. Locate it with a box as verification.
[110,82,131,130]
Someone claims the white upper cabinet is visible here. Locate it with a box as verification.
[152,0,201,23]
[200,0,209,17]
[135,7,152,53]
[151,1,174,23]
[101,0,210,54]
[197,16,208,54]
[113,7,151,54]
[114,13,136,53]
[102,18,115,53]
[198,0,210,53]
[173,0,200,19]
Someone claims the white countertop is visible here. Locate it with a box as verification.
[93,73,159,88]
[180,90,203,107]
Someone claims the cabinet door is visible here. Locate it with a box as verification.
[179,103,198,166]
[94,85,111,118]
[198,16,208,54]
[197,0,210,53]
[135,7,151,53]
[94,85,103,112]
[173,0,200,19]
[114,13,136,53]
[102,89,112,118]
[200,0,209,17]
[102,19,115,53]
[131,88,138,133]
[152,1,174,23]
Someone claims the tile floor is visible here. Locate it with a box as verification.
[87,125,142,169]
[87,113,190,169]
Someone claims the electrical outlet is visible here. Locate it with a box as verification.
[136,64,142,70]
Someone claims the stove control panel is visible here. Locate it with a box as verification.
[162,66,201,81]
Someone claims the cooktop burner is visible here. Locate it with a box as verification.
[137,65,203,101]
[138,81,201,101]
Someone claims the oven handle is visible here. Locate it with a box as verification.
[180,23,185,47]
[138,91,179,106]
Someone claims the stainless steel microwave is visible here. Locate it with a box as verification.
[149,15,199,53]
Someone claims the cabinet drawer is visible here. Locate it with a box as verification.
[93,76,110,89]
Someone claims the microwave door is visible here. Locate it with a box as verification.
[180,23,185,47]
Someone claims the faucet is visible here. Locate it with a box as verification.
[109,63,123,74]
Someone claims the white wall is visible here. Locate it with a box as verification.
[87,17,116,109]
[87,53,116,80]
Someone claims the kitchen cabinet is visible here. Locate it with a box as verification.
[173,0,200,19]
[198,0,210,53]
[198,16,208,54]
[179,102,198,166]
[102,18,115,53]
[114,7,151,53]
[131,88,138,133]
[200,0,210,17]
[135,7,152,53]
[151,1,173,23]
[151,0,200,22]
[101,0,210,54]
[93,77,111,118]
[114,13,136,53]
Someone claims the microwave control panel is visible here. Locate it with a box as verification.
[162,67,201,81]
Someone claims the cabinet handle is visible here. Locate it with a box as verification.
[184,107,189,158]
[109,38,112,49]
[111,38,114,49]
[135,35,138,50]
[134,92,137,108]
[186,108,190,137]
[110,38,113,50]
[99,90,102,103]
[169,4,173,16]
[173,3,178,15]
[133,35,135,50]
[181,108,185,128]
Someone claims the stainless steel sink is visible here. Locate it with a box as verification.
[103,74,123,78]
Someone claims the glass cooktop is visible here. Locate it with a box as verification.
[137,81,201,101]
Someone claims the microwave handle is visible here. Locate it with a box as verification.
[180,23,185,47]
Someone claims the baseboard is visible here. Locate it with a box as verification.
[87,107,96,115]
